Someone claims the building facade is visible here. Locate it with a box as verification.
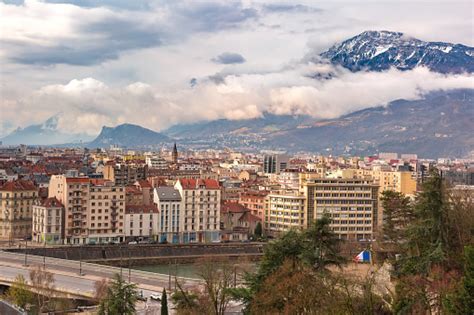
[154,186,183,243]
[264,192,306,236]
[32,197,64,244]
[174,179,220,243]
[0,180,38,240]
[304,178,379,241]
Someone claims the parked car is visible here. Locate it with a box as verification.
[150,293,161,301]
[128,241,138,245]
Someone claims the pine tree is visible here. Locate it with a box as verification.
[97,273,137,315]
[161,288,168,315]
[254,222,262,238]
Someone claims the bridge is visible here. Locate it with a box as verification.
[0,251,201,300]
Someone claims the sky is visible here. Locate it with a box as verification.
[0,0,473,137]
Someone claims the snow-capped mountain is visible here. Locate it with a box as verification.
[320,30,474,73]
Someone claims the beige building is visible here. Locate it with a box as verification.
[0,180,38,240]
[32,197,64,244]
[49,176,126,244]
[174,179,221,243]
[304,178,379,241]
[264,191,306,236]
[154,186,183,243]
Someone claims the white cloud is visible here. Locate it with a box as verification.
[1,66,472,137]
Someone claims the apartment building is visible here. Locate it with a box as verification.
[263,154,289,174]
[264,191,306,236]
[238,190,267,221]
[154,186,182,243]
[103,163,148,186]
[49,175,126,244]
[221,202,261,241]
[124,204,159,240]
[174,179,220,243]
[0,180,38,240]
[304,178,379,241]
[146,155,169,170]
[32,197,64,244]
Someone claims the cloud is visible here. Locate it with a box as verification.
[262,4,321,14]
[2,66,472,137]
[0,0,257,66]
[211,52,246,64]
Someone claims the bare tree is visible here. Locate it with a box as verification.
[196,257,235,315]
[29,266,55,313]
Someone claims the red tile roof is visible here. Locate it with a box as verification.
[65,177,90,183]
[41,197,63,208]
[179,178,220,190]
[0,180,37,191]
[136,180,152,188]
[221,202,248,214]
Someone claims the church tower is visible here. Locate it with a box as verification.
[172,143,178,164]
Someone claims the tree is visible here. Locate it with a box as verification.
[171,278,200,314]
[254,222,262,238]
[94,278,109,302]
[380,190,414,246]
[302,215,346,272]
[161,288,168,315]
[196,258,234,315]
[97,273,137,315]
[7,274,33,310]
[29,266,55,313]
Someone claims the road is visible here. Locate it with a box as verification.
[0,250,201,299]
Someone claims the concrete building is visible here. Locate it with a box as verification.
[238,190,267,221]
[146,156,169,170]
[0,180,38,240]
[125,204,159,241]
[49,176,126,244]
[304,178,379,241]
[154,186,183,243]
[264,191,306,236]
[103,163,148,186]
[263,154,289,174]
[32,197,64,244]
[174,179,221,243]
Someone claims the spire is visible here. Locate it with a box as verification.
[172,142,178,164]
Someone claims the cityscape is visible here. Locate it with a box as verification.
[0,1,473,315]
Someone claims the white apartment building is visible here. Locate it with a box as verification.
[32,197,64,244]
[264,192,306,235]
[124,204,159,240]
[154,186,183,243]
[174,179,220,243]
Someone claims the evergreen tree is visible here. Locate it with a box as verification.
[302,215,346,272]
[98,273,137,315]
[399,169,449,275]
[161,288,168,315]
[254,222,262,238]
[380,190,413,245]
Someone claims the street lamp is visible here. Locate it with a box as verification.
[23,239,28,267]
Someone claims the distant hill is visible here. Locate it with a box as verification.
[267,89,473,157]
[163,90,474,158]
[320,30,474,73]
[87,123,170,148]
[0,115,93,145]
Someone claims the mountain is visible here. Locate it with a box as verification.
[164,113,313,139]
[320,30,474,73]
[163,90,473,158]
[268,89,473,158]
[88,123,170,148]
[0,115,93,145]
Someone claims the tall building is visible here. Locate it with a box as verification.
[263,154,289,174]
[172,143,178,165]
[124,204,159,241]
[174,178,220,243]
[0,180,38,240]
[32,197,64,244]
[154,186,183,243]
[264,192,306,236]
[304,178,379,241]
[49,176,126,244]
